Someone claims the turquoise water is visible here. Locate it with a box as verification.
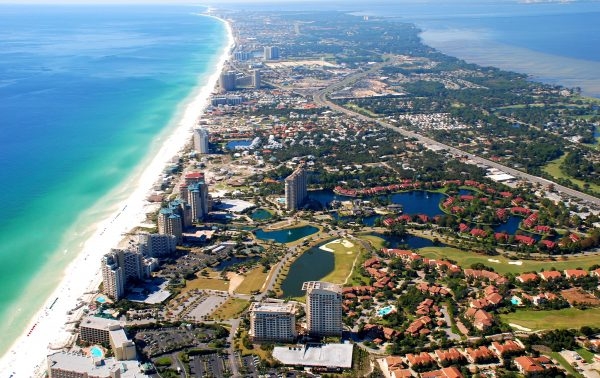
[96,296,107,304]
[0,5,226,356]
[90,346,104,358]
[377,306,394,316]
[226,139,253,150]
[254,225,319,243]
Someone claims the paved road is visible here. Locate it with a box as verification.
[313,65,600,208]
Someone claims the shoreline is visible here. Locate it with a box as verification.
[0,14,234,377]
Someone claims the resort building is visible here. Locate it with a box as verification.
[157,207,183,244]
[249,302,297,342]
[47,352,145,378]
[101,253,125,301]
[187,180,210,222]
[303,281,343,337]
[137,232,177,258]
[79,316,137,361]
[263,46,280,60]
[284,166,307,211]
[219,70,236,91]
[253,69,261,89]
[101,248,154,301]
[193,127,210,154]
[272,343,353,370]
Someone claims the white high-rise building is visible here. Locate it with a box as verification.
[303,281,343,337]
[138,232,177,257]
[193,127,210,154]
[264,46,280,60]
[249,302,297,342]
[157,208,183,244]
[285,166,307,211]
[101,253,125,301]
[187,180,209,222]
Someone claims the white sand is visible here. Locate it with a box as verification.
[0,15,233,378]
[487,259,500,263]
[508,261,524,265]
[319,238,354,253]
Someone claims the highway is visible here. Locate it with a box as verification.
[312,65,600,208]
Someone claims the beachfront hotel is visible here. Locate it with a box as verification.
[219,70,237,91]
[157,207,183,244]
[284,166,307,211]
[193,127,210,154]
[138,232,177,258]
[249,302,297,343]
[47,351,145,377]
[79,316,137,361]
[101,248,156,301]
[302,281,343,337]
[187,180,210,222]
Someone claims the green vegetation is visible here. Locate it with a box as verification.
[417,246,600,275]
[317,239,363,284]
[550,352,583,378]
[576,348,595,363]
[500,308,600,331]
[212,298,249,321]
[236,267,268,294]
[183,275,229,292]
[543,154,600,193]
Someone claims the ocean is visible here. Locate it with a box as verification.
[0,5,226,357]
[350,0,600,97]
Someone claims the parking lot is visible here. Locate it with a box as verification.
[190,353,230,377]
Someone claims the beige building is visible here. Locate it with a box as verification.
[47,351,145,377]
[302,281,343,337]
[79,316,137,361]
[250,302,297,342]
[284,167,307,211]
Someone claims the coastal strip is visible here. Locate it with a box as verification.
[0,14,234,377]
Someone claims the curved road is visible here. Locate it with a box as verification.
[312,66,600,208]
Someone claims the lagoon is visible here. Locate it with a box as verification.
[254,225,319,244]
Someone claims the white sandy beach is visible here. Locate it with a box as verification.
[0,15,233,378]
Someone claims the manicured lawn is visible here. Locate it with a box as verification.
[212,298,249,321]
[576,348,595,363]
[184,275,229,292]
[417,246,600,275]
[500,308,600,331]
[550,352,583,378]
[358,234,387,250]
[317,239,364,284]
[543,155,600,193]
[236,267,268,295]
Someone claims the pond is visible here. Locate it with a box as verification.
[250,208,273,221]
[225,139,253,150]
[370,232,445,249]
[254,225,319,243]
[308,189,446,217]
[280,244,335,298]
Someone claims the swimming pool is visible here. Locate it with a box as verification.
[377,305,395,316]
[90,346,104,358]
[96,296,106,304]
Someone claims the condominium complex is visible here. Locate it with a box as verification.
[79,316,137,361]
[219,70,237,91]
[187,180,209,222]
[157,207,183,244]
[284,166,307,211]
[101,248,156,301]
[137,232,177,258]
[264,46,280,60]
[303,281,343,337]
[193,127,210,154]
[249,302,297,342]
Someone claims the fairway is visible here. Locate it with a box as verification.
[317,239,363,284]
[417,246,600,275]
[235,267,269,295]
[500,308,600,331]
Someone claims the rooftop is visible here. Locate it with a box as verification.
[250,301,296,314]
[302,281,342,294]
[272,343,353,368]
[47,352,146,377]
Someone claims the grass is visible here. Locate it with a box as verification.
[576,348,595,363]
[543,154,600,193]
[417,246,600,275]
[317,239,364,284]
[500,308,600,331]
[234,329,273,362]
[212,298,249,321]
[183,271,229,292]
[235,267,269,295]
[550,352,583,378]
